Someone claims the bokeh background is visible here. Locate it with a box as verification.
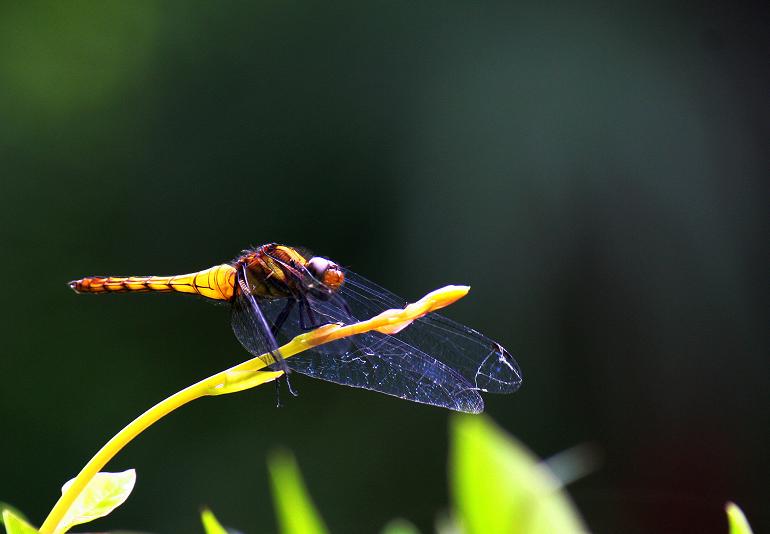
[0,2,767,533]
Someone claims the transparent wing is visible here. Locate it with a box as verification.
[338,270,523,394]
[287,330,484,413]
[250,276,486,412]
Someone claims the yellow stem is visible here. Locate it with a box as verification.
[39,285,468,534]
[38,370,269,533]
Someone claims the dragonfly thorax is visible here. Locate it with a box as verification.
[235,244,344,301]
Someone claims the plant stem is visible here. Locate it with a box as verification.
[38,361,280,533]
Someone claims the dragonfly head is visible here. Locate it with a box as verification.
[306,256,344,293]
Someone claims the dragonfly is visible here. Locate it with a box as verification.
[69,243,522,413]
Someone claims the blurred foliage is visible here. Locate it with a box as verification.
[200,508,228,534]
[381,519,422,534]
[268,450,328,534]
[1,510,38,534]
[450,415,585,534]
[726,503,754,534]
[0,415,758,533]
[261,414,587,533]
[0,506,27,527]
[264,414,585,534]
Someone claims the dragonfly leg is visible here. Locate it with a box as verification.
[274,379,283,408]
[271,298,296,337]
[273,374,299,408]
[298,299,329,331]
[286,375,299,397]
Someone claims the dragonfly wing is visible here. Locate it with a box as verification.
[287,330,485,413]
[240,285,483,411]
[339,270,523,394]
[230,266,288,372]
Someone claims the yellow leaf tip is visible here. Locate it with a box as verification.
[726,502,754,534]
[423,285,470,310]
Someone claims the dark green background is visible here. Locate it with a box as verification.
[0,2,767,533]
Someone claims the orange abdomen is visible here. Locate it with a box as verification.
[69,264,237,301]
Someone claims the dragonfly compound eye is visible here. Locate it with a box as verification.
[307,257,330,279]
[322,263,344,291]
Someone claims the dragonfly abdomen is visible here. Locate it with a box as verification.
[68,264,236,301]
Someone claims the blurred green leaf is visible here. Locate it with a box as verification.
[381,518,421,534]
[450,415,586,534]
[726,502,753,534]
[434,511,462,534]
[542,443,600,487]
[201,508,228,534]
[268,450,328,534]
[1,509,39,534]
[0,504,28,527]
[55,469,136,534]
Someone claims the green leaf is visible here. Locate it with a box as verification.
[55,469,136,534]
[726,502,753,534]
[0,504,28,527]
[201,508,228,534]
[381,518,421,534]
[268,450,328,534]
[450,415,587,534]
[1,510,39,534]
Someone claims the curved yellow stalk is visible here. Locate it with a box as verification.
[39,285,469,534]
